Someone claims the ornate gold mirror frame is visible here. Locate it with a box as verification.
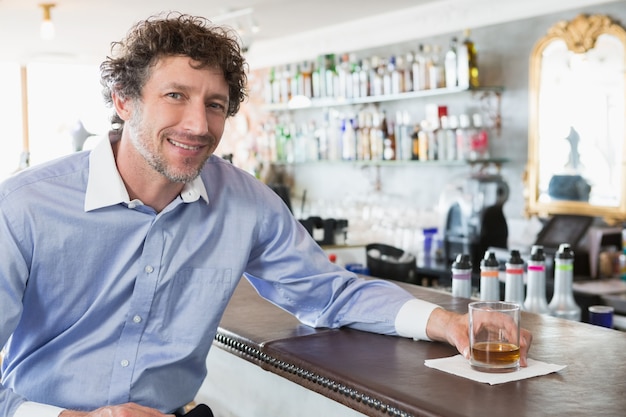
[525,14,626,224]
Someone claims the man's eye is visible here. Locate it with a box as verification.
[167,92,182,99]
[208,102,226,112]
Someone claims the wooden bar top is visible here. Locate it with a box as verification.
[214,278,626,417]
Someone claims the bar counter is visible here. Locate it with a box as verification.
[212,278,626,417]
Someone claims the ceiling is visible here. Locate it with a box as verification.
[0,0,436,65]
[0,0,618,68]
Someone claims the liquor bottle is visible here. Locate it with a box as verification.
[480,251,500,301]
[341,116,357,161]
[457,29,479,89]
[549,243,581,321]
[300,61,313,99]
[349,54,360,99]
[290,63,301,98]
[317,110,330,160]
[369,110,384,160]
[386,115,396,160]
[265,66,276,104]
[412,44,428,91]
[456,33,469,89]
[279,64,292,103]
[452,253,472,298]
[312,55,325,99]
[411,123,421,160]
[395,110,412,161]
[381,111,395,160]
[523,245,551,314]
[424,119,438,161]
[390,55,405,95]
[456,113,472,160]
[469,113,489,160]
[324,54,337,98]
[382,56,393,96]
[357,109,368,161]
[326,110,341,161]
[504,249,525,306]
[428,44,445,90]
[306,120,319,161]
[358,58,370,98]
[422,44,433,90]
[444,37,458,88]
[418,120,430,161]
[346,54,358,99]
[337,53,351,99]
[274,122,285,162]
[430,117,444,162]
[440,115,457,161]
[292,122,306,163]
[284,121,295,163]
[370,55,384,97]
[403,52,414,93]
[271,66,282,104]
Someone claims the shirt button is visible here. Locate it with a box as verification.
[133,315,142,323]
[120,359,130,367]
[144,265,154,273]
[128,202,137,209]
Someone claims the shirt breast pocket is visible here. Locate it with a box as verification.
[158,268,234,344]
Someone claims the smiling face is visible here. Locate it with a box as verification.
[120,55,230,183]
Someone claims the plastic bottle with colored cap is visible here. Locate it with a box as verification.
[451,253,472,298]
[523,245,551,314]
[504,249,525,306]
[549,243,581,321]
[480,251,500,301]
[621,227,626,281]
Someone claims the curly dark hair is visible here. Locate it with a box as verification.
[100,12,248,126]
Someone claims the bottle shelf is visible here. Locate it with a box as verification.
[272,157,509,168]
[263,86,503,112]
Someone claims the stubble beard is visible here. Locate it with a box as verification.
[127,107,207,184]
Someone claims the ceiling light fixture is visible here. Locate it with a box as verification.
[39,3,56,41]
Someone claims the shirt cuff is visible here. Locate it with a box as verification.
[394,299,442,341]
[14,401,65,417]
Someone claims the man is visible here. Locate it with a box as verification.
[0,13,531,417]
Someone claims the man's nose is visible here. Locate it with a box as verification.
[182,102,209,135]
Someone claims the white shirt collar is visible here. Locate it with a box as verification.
[84,136,209,212]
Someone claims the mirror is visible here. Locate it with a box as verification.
[526,14,626,224]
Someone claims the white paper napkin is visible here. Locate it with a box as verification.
[424,354,566,385]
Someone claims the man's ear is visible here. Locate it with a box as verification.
[111,92,132,121]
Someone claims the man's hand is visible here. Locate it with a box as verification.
[59,402,174,417]
[425,308,533,367]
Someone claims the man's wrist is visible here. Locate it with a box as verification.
[424,306,453,342]
[59,411,84,417]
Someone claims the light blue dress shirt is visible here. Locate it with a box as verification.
[0,137,438,417]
